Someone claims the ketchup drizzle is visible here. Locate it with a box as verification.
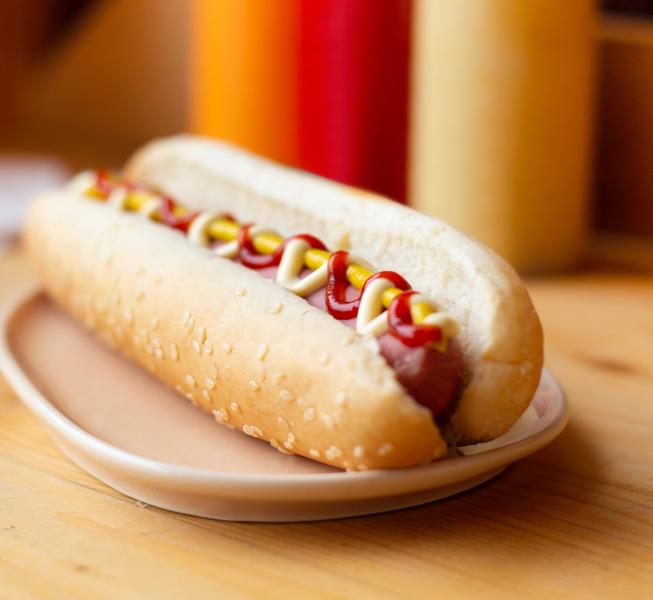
[388,291,443,347]
[91,172,449,349]
[325,252,413,321]
[325,251,360,319]
[159,197,198,233]
[238,226,326,269]
[95,169,118,196]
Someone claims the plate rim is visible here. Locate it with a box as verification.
[0,287,568,501]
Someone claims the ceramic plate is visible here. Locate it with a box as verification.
[0,288,567,522]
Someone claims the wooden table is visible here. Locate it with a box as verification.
[1,246,652,599]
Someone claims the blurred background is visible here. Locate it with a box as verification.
[0,0,651,273]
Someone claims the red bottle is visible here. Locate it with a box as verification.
[298,0,411,203]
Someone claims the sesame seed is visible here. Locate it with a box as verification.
[318,352,330,366]
[309,449,320,458]
[277,416,288,428]
[283,432,296,450]
[151,336,161,348]
[272,372,286,385]
[378,443,394,457]
[123,308,133,323]
[279,389,293,402]
[256,343,269,361]
[243,424,263,438]
[325,446,342,461]
[235,288,247,297]
[202,389,211,402]
[230,401,241,414]
[270,438,292,454]
[197,327,206,343]
[151,317,159,330]
[321,414,335,429]
[343,461,353,470]
[353,445,365,459]
[170,343,179,361]
[154,348,164,359]
[213,408,229,424]
[203,340,213,355]
[192,340,202,354]
[205,378,216,389]
[185,317,195,332]
[357,464,369,471]
[249,380,260,391]
[185,374,196,387]
[221,342,232,354]
[303,408,315,421]
[209,363,219,378]
[335,392,348,407]
[266,302,284,315]
[182,310,190,326]
[297,396,308,407]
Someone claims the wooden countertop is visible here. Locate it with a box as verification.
[1,247,652,599]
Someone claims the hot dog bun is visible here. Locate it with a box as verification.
[25,191,446,470]
[25,134,543,470]
[125,135,543,445]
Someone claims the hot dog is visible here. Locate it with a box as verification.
[24,135,543,470]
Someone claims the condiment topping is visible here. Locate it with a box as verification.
[68,170,459,349]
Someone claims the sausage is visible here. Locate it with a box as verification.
[255,264,463,417]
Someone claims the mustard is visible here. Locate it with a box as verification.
[91,183,438,325]
[202,222,435,322]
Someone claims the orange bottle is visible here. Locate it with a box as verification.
[191,0,301,166]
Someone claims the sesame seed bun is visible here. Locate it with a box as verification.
[24,134,543,470]
[25,192,446,470]
[125,135,543,445]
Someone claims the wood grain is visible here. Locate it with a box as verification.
[1,247,652,599]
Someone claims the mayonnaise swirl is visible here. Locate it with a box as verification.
[76,174,459,348]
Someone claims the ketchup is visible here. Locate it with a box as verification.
[325,251,361,319]
[92,172,449,351]
[239,226,326,269]
[325,251,412,321]
[388,291,443,347]
[94,169,119,196]
[159,197,198,233]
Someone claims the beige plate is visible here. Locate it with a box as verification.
[0,289,567,522]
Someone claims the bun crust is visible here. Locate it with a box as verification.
[126,135,544,444]
[25,192,446,470]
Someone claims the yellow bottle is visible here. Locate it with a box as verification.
[410,0,596,273]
